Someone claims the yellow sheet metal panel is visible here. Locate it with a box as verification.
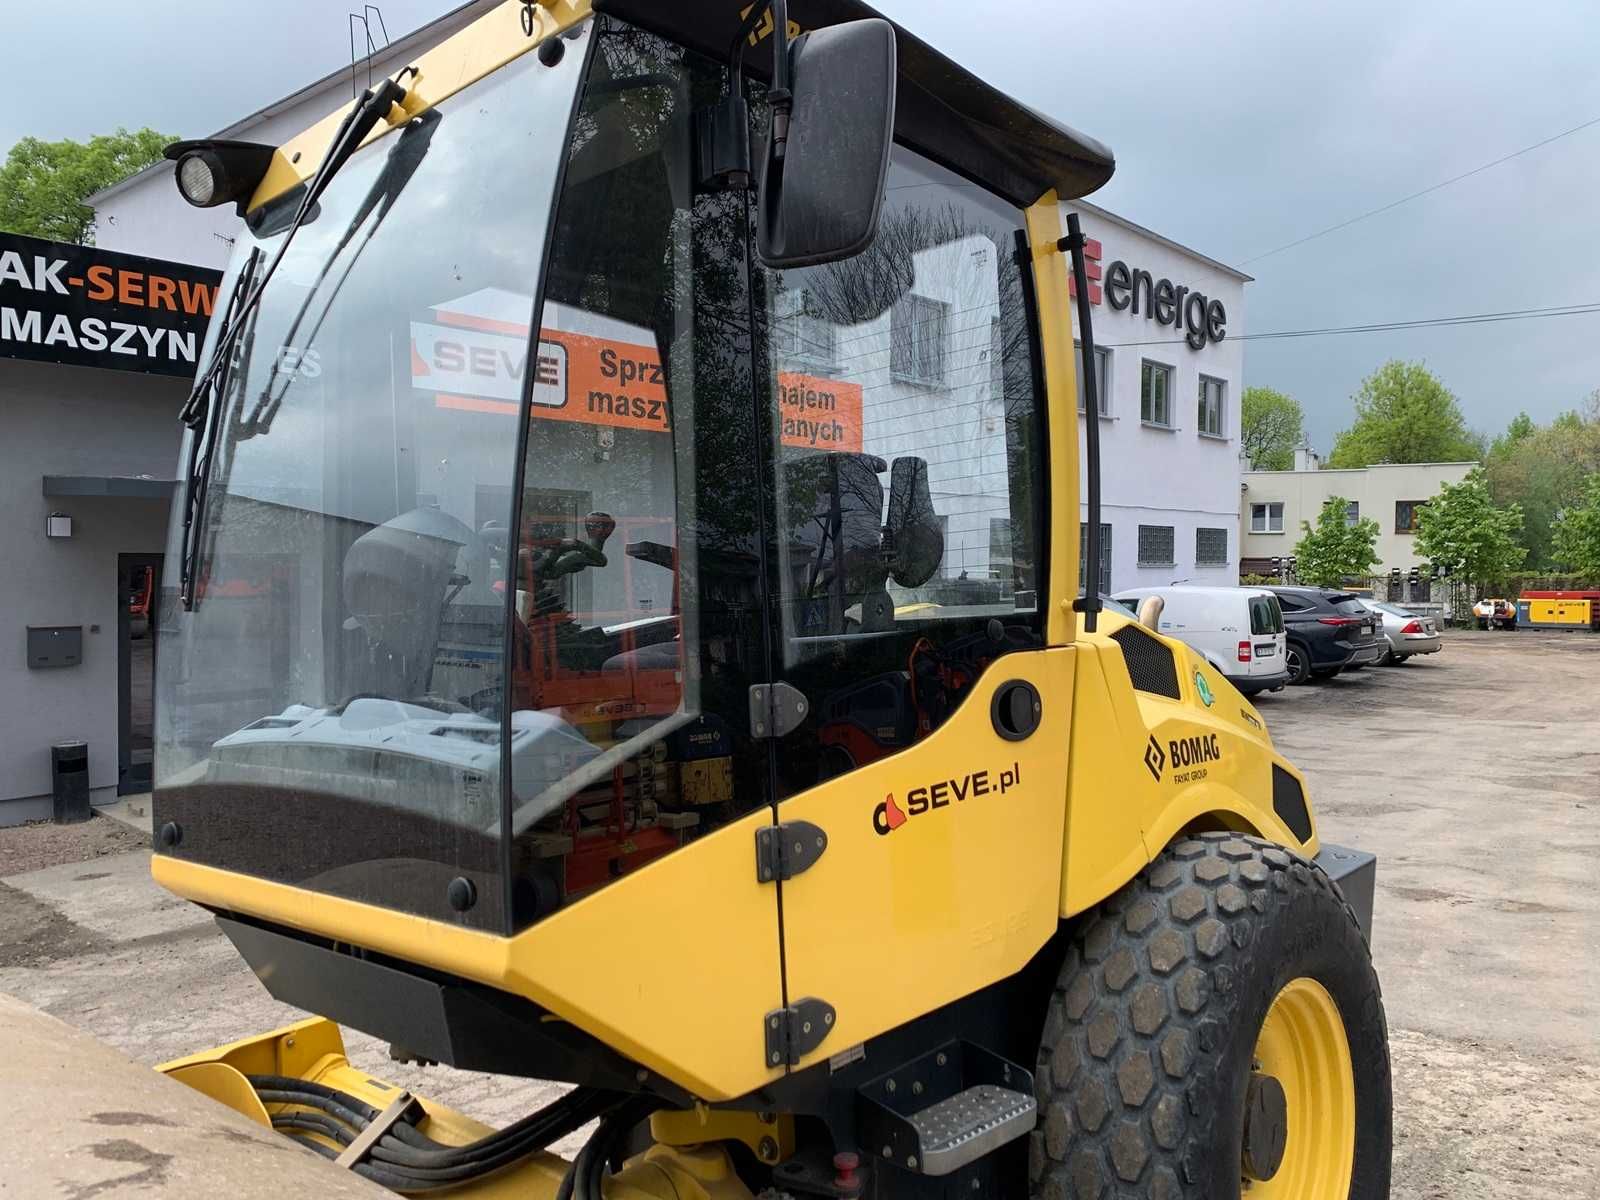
[1059,626,1314,918]
[777,649,1075,1070]
[157,805,784,1102]
[1022,196,1082,649]
[248,0,594,212]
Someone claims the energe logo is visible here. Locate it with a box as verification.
[872,763,1021,836]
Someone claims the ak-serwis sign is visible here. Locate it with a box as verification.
[0,232,222,377]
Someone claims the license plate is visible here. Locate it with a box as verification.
[1254,643,1276,656]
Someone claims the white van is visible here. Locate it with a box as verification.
[1112,585,1289,697]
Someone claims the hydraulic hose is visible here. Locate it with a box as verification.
[248,1073,619,1192]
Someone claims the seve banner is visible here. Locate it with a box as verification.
[411,313,862,451]
[0,232,221,377]
[412,319,670,434]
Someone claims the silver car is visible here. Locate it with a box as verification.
[1367,600,1442,664]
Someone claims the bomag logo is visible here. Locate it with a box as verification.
[1148,732,1224,785]
[872,763,1021,836]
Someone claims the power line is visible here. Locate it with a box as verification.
[1237,113,1600,266]
[1102,300,1600,348]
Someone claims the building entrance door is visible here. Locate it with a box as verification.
[118,554,162,796]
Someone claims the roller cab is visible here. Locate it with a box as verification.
[149,3,1386,1196]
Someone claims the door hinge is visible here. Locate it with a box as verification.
[748,680,808,739]
[764,996,836,1068]
[755,820,828,883]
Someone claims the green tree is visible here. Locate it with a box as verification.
[1482,399,1600,567]
[1414,470,1525,592]
[1490,411,1536,457]
[1240,386,1305,470]
[0,127,172,244]
[1551,473,1600,578]
[1326,360,1483,468]
[1292,496,1380,586]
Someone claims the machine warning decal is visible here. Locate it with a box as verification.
[872,763,1021,835]
[1144,736,1166,782]
[1194,670,1214,707]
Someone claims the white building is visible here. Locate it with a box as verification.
[1240,456,1477,603]
[1064,202,1250,593]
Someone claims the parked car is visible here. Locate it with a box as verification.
[1112,585,1289,696]
[1365,600,1442,664]
[1268,587,1386,684]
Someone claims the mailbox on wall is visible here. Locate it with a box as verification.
[27,626,83,669]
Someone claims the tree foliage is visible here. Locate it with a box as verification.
[0,127,172,244]
[1482,395,1600,567]
[1551,473,1600,578]
[1240,386,1305,471]
[1292,496,1380,587]
[1414,470,1525,592]
[1326,360,1483,468]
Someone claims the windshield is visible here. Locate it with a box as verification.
[154,39,588,930]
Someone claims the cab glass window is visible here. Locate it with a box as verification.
[755,147,1047,795]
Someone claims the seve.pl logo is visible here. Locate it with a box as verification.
[872,763,1021,835]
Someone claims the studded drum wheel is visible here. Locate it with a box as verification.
[1028,833,1392,1199]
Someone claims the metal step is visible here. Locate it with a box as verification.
[857,1042,1037,1177]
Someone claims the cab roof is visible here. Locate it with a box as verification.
[592,0,1115,208]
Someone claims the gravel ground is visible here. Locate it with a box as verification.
[0,813,149,877]
[1,628,1596,1195]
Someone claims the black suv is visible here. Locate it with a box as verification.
[1269,587,1386,684]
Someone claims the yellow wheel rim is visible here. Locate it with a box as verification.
[1246,977,1355,1199]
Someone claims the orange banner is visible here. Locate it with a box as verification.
[778,372,863,452]
[414,317,669,434]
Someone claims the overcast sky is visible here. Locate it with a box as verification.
[7,0,1598,452]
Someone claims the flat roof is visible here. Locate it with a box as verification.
[1242,461,1479,477]
[1070,199,1252,283]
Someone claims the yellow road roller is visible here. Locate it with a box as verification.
[150,2,1391,1195]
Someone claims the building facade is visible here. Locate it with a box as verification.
[0,233,219,823]
[1240,458,1478,602]
[1063,202,1249,594]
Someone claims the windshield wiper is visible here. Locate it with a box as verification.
[241,105,441,438]
[179,246,260,610]
[180,72,416,430]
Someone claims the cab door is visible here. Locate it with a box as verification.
[495,19,795,1102]
[749,145,1075,1069]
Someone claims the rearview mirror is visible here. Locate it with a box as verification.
[756,19,897,269]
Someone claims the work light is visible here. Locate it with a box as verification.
[176,151,222,207]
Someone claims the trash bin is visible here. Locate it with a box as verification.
[51,741,91,824]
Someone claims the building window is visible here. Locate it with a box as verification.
[1137,524,1175,566]
[1079,522,1113,595]
[1250,502,1285,533]
[1141,360,1173,426]
[1345,500,1361,527]
[772,288,836,367]
[890,294,948,385]
[1075,343,1111,416]
[1395,500,1426,533]
[1196,527,1228,565]
[1197,375,1225,438]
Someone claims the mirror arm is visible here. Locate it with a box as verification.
[768,0,793,160]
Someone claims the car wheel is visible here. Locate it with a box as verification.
[1284,643,1310,686]
[1029,834,1393,1200]
[1378,646,1396,666]
[1476,619,1488,631]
